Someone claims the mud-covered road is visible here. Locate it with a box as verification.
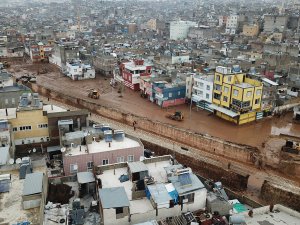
[9,62,300,148]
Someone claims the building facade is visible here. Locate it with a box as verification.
[170,21,198,40]
[211,66,263,125]
[120,59,152,91]
[25,42,52,62]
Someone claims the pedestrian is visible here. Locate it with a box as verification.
[227,162,231,170]
[133,121,137,131]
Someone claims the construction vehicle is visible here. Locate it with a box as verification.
[88,89,100,99]
[16,75,37,83]
[166,111,184,121]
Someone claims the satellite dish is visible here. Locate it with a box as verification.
[61,147,66,153]
[9,158,14,165]
[33,148,36,153]
[16,158,22,164]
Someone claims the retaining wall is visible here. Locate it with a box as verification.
[261,180,300,212]
[27,82,260,167]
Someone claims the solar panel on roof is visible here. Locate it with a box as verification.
[179,173,192,186]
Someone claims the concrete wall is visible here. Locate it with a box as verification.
[27,83,259,167]
[142,140,249,191]
[261,180,300,212]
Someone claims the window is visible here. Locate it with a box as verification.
[178,91,181,96]
[246,91,252,97]
[224,87,229,93]
[206,85,210,91]
[216,75,220,81]
[87,161,94,169]
[117,156,124,163]
[128,155,134,162]
[5,99,8,105]
[223,96,228,102]
[169,93,172,98]
[19,126,32,131]
[215,84,222,91]
[38,124,48,128]
[147,69,151,74]
[228,76,232,82]
[12,127,18,132]
[199,82,204,87]
[206,93,209,99]
[12,98,15,104]
[256,89,262,96]
[74,69,77,72]
[116,207,124,215]
[213,93,221,100]
[233,90,239,97]
[129,75,131,81]
[102,159,109,165]
[255,99,260,104]
[70,164,78,174]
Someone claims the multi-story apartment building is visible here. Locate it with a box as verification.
[0,71,31,108]
[263,15,288,33]
[211,66,263,125]
[192,75,214,110]
[120,59,152,91]
[242,24,259,37]
[49,41,79,70]
[170,21,198,40]
[9,93,50,146]
[225,15,239,35]
[65,60,95,81]
[25,42,52,62]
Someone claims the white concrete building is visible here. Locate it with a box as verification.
[225,15,239,35]
[65,60,95,80]
[170,21,198,40]
[97,155,207,225]
[192,74,214,104]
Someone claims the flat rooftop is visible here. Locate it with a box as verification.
[43,104,67,113]
[239,204,300,225]
[88,137,141,154]
[96,159,172,201]
[0,166,46,224]
[234,82,253,89]
[0,108,16,120]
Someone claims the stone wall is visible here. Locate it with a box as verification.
[28,83,259,166]
[261,180,300,212]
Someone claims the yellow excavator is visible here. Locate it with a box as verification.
[87,89,100,99]
[166,111,184,121]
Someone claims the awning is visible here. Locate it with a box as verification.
[209,104,239,118]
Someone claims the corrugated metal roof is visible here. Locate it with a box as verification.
[77,172,95,184]
[23,172,43,196]
[128,161,148,173]
[99,187,129,209]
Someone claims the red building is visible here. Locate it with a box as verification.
[120,59,152,91]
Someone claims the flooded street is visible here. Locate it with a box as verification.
[10,63,300,148]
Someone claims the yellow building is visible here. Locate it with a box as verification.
[9,93,50,146]
[243,24,259,37]
[211,66,263,125]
